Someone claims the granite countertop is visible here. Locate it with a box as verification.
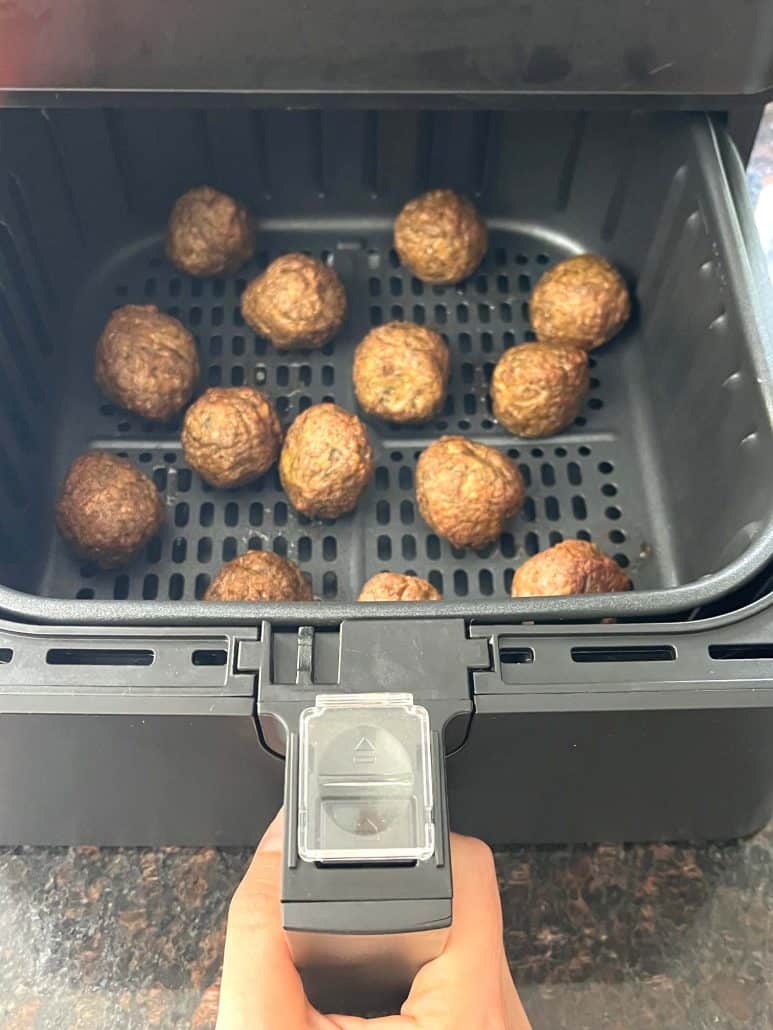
[1,830,772,1029]
[2,111,773,1030]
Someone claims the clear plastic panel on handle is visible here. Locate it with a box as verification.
[298,693,434,864]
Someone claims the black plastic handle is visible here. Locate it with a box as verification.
[255,618,482,1011]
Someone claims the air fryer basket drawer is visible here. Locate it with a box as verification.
[0,109,770,623]
[2,597,773,845]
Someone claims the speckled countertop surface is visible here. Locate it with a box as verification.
[2,112,773,1030]
[1,833,772,1029]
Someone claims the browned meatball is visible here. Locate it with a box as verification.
[512,539,632,597]
[166,186,255,277]
[241,253,346,350]
[530,254,630,352]
[181,387,282,489]
[416,436,525,550]
[279,403,374,518]
[358,572,442,602]
[55,452,164,570]
[95,305,199,422]
[353,322,450,424]
[394,189,487,285]
[491,342,589,438]
[205,551,312,602]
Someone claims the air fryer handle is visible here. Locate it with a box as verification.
[254,619,483,1012]
[276,700,456,1015]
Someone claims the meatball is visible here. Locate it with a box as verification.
[416,436,525,550]
[55,451,164,570]
[530,254,630,352]
[279,403,374,518]
[181,387,282,489]
[95,304,199,422]
[358,572,442,602]
[353,322,450,424]
[394,189,487,285]
[204,550,312,602]
[241,253,346,350]
[491,342,589,438]
[166,186,255,277]
[511,539,632,597]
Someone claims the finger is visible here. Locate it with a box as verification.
[327,955,531,1030]
[315,836,525,1030]
[329,836,513,1029]
[400,834,509,1027]
[217,811,311,1030]
[500,953,532,1030]
[445,833,504,951]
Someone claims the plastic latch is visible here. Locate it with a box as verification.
[297,692,435,865]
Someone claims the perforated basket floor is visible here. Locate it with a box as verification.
[39,227,666,604]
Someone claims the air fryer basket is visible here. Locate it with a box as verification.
[0,108,771,624]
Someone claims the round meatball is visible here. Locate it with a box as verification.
[241,253,346,350]
[280,403,374,518]
[205,551,312,602]
[416,436,525,550]
[491,342,589,438]
[166,186,255,277]
[394,189,487,285]
[181,387,282,489]
[530,254,630,352]
[358,573,441,602]
[512,539,632,597]
[55,452,164,570]
[95,304,199,422]
[353,322,450,424]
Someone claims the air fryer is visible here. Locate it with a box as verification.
[0,0,772,873]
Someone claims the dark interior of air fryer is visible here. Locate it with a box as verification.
[0,107,770,611]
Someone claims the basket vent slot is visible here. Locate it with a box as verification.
[46,648,155,666]
[571,645,675,663]
[709,644,773,660]
[192,648,228,666]
[499,645,535,665]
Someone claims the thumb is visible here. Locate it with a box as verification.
[217,810,311,1030]
[401,833,530,1029]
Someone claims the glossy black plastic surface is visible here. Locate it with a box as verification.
[1,1,773,104]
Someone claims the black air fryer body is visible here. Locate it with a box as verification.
[0,2,772,851]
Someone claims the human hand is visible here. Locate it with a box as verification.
[216,811,531,1029]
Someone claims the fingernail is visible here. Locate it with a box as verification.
[257,808,284,854]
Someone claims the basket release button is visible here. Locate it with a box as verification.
[297,692,435,865]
